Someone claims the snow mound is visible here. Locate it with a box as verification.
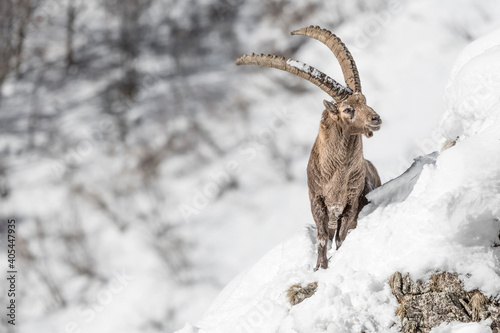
[430,320,493,333]
[441,28,500,141]
[177,32,500,333]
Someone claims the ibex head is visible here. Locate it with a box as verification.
[323,93,381,138]
[236,25,382,138]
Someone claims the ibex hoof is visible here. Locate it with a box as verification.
[314,264,327,271]
[314,259,328,271]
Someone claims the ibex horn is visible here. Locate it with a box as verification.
[235,53,352,101]
[291,25,362,93]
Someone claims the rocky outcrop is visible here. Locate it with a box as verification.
[389,272,500,332]
[287,282,318,306]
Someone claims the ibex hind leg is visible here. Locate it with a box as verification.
[328,228,336,241]
[311,195,330,270]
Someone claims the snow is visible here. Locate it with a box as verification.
[4,1,500,332]
[441,28,500,141]
[177,29,500,333]
[430,320,493,333]
[285,58,352,94]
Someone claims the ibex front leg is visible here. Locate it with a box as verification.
[311,195,330,270]
[335,202,358,249]
[326,200,344,241]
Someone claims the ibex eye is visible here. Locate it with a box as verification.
[343,107,354,116]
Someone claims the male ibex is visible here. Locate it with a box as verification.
[236,26,382,270]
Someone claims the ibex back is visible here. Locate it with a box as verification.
[236,26,381,270]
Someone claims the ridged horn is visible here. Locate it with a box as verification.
[291,25,362,92]
[235,53,352,101]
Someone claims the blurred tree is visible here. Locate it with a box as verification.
[0,0,40,85]
[65,0,78,70]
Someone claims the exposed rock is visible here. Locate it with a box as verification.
[287,282,318,306]
[389,272,500,332]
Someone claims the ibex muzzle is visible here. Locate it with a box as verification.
[236,26,382,270]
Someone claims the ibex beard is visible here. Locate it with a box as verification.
[236,25,382,270]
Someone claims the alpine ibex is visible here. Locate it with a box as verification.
[236,26,382,270]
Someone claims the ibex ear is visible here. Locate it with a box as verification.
[323,100,338,114]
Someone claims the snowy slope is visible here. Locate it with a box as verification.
[177,29,500,333]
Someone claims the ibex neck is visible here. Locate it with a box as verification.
[317,121,363,172]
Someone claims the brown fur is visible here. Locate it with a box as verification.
[309,94,381,270]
